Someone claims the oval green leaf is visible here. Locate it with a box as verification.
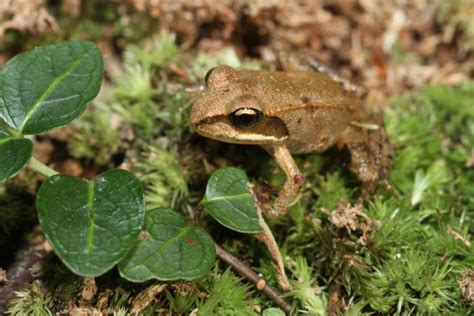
[0,40,104,135]
[202,167,262,234]
[0,138,32,181]
[118,208,216,282]
[263,308,285,316]
[36,169,145,277]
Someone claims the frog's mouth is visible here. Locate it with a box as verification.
[194,115,289,145]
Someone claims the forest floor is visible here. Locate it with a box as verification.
[0,1,473,315]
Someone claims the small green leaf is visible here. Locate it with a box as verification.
[0,40,103,135]
[36,169,145,276]
[119,208,216,282]
[0,138,32,181]
[202,167,262,234]
[262,308,285,316]
[411,160,452,206]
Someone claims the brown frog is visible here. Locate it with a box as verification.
[191,57,390,219]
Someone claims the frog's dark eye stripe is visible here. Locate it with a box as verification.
[230,108,262,129]
[204,67,217,86]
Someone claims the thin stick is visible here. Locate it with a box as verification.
[28,156,59,178]
[215,244,292,315]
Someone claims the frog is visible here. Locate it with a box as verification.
[191,56,390,219]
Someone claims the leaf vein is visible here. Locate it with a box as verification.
[140,227,191,267]
[86,181,95,256]
[19,53,86,133]
[204,192,252,202]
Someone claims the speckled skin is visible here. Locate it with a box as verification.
[191,65,388,218]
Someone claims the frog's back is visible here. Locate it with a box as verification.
[247,70,360,153]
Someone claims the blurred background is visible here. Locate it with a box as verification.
[1,0,472,94]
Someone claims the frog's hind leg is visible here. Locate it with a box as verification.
[336,111,391,195]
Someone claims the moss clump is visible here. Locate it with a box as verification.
[7,281,52,316]
[132,146,189,211]
[196,268,261,315]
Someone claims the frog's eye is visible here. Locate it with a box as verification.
[204,67,217,86]
[230,108,262,129]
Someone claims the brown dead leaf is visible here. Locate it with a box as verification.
[459,270,474,303]
[0,0,58,37]
[70,307,101,316]
[329,202,374,245]
[131,283,166,315]
[0,268,7,283]
[95,289,113,313]
[81,277,97,302]
[171,281,196,296]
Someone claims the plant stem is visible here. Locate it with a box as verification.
[255,206,292,292]
[28,157,59,178]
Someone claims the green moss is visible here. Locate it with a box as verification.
[165,289,198,315]
[288,256,327,315]
[7,281,52,316]
[360,249,457,313]
[68,101,123,166]
[196,268,261,315]
[312,171,354,211]
[132,146,188,211]
[124,32,181,70]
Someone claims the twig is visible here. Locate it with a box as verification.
[447,226,471,247]
[328,282,344,316]
[215,244,292,315]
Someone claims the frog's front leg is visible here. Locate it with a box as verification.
[261,144,303,219]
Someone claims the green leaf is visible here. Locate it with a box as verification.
[0,138,32,181]
[0,40,103,135]
[262,308,286,316]
[411,160,452,206]
[202,167,262,234]
[119,208,216,282]
[36,169,145,277]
